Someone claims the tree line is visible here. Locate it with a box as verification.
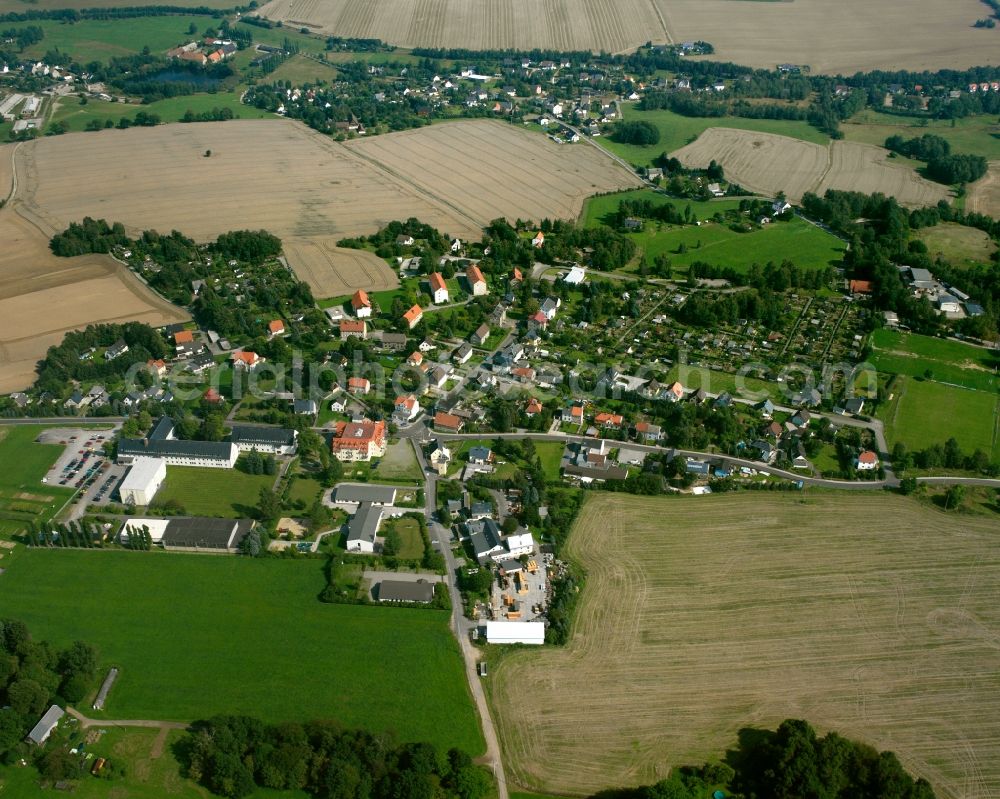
[179,715,493,799]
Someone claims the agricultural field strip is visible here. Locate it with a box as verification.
[491,493,1000,798]
[672,129,949,207]
[966,162,1000,220]
[256,0,995,73]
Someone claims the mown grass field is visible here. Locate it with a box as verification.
[266,53,339,85]
[842,110,1000,161]
[51,92,272,132]
[13,15,218,63]
[0,426,76,536]
[580,189,746,227]
[0,549,484,754]
[870,329,999,392]
[155,464,276,516]
[598,106,830,166]
[879,375,998,457]
[490,492,1000,798]
[630,215,844,272]
[914,222,997,269]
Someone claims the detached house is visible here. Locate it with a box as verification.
[634,421,662,442]
[403,304,424,329]
[428,272,449,304]
[231,351,263,370]
[466,265,488,296]
[531,231,545,248]
[470,323,490,346]
[340,319,367,341]
[856,450,879,471]
[268,319,286,337]
[352,289,373,318]
[561,404,584,424]
[347,376,371,395]
[393,394,420,424]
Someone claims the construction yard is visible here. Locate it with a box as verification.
[490,493,1000,799]
[672,128,950,207]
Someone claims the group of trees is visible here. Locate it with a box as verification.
[884,134,988,184]
[239,450,278,476]
[892,437,997,476]
[0,619,99,759]
[179,715,493,799]
[610,119,660,145]
[613,719,935,799]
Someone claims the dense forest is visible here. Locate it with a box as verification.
[179,715,493,799]
[884,134,988,184]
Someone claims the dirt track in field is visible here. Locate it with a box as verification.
[491,493,1000,799]
[672,128,950,207]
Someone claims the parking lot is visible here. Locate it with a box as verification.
[37,427,125,510]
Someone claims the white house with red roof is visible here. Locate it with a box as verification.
[856,450,879,470]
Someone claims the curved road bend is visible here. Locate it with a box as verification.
[409,439,510,799]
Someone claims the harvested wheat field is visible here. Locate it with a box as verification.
[967,162,1000,220]
[0,212,188,393]
[257,0,667,54]
[282,237,397,298]
[491,493,1000,799]
[672,128,949,207]
[256,0,996,72]
[656,0,997,74]
[16,119,638,241]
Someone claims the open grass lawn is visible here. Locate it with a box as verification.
[0,549,484,754]
[266,53,339,85]
[598,106,830,166]
[914,222,997,269]
[534,442,564,482]
[286,473,324,507]
[870,329,999,392]
[626,215,844,273]
[14,15,217,63]
[580,189,747,227]
[491,492,1000,797]
[879,375,998,457]
[662,364,782,402]
[388,515,424,560]
[52,92,272,132]
[0,427,77,535]
[842,110,1000,161]
[155,465,275,517]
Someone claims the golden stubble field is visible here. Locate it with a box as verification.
[16,119,638,243]
[256,0,997,73]
[491,493,1000,799]
[282,237,398,298]
[672,128,950,207]
[967,162,1000,220]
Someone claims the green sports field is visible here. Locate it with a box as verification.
[880,376,998,457]
[598,106,830,166]
[0,426,77,536]
[0,549,485,754]
[870,329,999,392]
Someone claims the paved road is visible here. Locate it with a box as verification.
[66,707,188,731]
[432,430,1000,490]
[410,439,510,799]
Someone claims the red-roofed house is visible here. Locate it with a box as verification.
[403,304,424,329]
[203,387,223,403]
[428,272,449,304]
[331,419,387,461]
[528,310,548,330]
[407,351,424,367]
[433,411,464,432]
[393,394,420,423]
[147,359,167,378]
[856,450,879,470]
[347,376,371,395]
[511,266,523,285]
[594,412,624,429]
[525,397,543,417]
[849,280,872,295]
[561,405,584,423]
[340,319,367,341]
[531,231,545,248]
[466,265,488,296]
[231,351,263,370]
[665,381,685,402]
[352,289,373,318]
[268,319,286,337]
[174,330,194,345]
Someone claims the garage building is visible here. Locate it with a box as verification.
[118,457,166,505]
